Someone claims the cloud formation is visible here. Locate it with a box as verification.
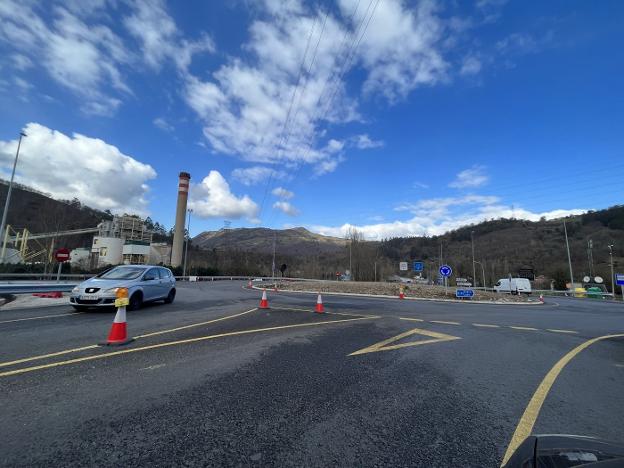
[272,187,294,200]
[231,166,290,186]
[311,194,587,239]
[273,201,300,217]
[0,123,156,214]
[189,170,259,222]
[449,165,489,188]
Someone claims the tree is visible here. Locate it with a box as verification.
[552,270,567,290]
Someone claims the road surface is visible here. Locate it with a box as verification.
[1,281,623,467]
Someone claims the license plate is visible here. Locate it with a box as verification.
[80,294,99,300]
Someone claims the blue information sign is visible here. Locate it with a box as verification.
[456,289,474,298]
[413,261,423,272]
[616,273,624,286]
[439,265,452,277]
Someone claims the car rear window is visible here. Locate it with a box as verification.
[159,268,171,278]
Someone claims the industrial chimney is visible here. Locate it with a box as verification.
[171,172,191,267]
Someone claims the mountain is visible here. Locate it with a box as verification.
[192,227,346,256]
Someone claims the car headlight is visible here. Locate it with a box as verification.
[72,287,80,293]
[103,287,120,293]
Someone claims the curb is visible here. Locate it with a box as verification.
[250,285,542,306]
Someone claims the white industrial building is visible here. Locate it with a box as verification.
[90,216,169,267]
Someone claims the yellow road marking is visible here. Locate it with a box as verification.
[0,344,100,368]
[501,333,624,466]
[0,312,83,324]
[398,317,424,322]
[547,329,578,334]
[509,326,539,331]
[349,327,460,356]
[0,316,376,378]
[135,308,258,338]
[473,323,500,328]
[429,320,460,325]
[0,308,258,368]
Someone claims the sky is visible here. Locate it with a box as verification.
[0,0,622,240]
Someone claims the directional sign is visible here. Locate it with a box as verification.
[55,248,70,263]
[457,282,472,287]
[439,264,452,277]
[616,274,624,286]
[399,262,408,271]
[413,261,424,272]
[456,289,474,298]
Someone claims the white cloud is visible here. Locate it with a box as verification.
[460,56,482,76]
[185,0,456,175]
[340,0,449,102]
[0,1,132,115]
[0,123,156,215]
[124,0,214,71]
[231,166,290,186]
[353,134,384,149]
[413,181,429,189]
[11,54,33,71]
[310,193,587,239]
[153,117,174,132]
[273,201,300,217]
[449,165,489,188]
[189,171,259,222]
[272,187,294,200]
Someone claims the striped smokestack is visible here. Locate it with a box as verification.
[171,172,191,267]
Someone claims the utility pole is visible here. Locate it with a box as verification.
[271,230,276,281]
[182,208,192,277]
[0,131,26,263]
[563,220,574,291]
[374,261,377,282]
[587,239,594,278]
[608,244,615,299]
[471,231,477,287]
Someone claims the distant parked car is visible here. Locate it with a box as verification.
[70,265,176,311]
[494,278,532,295]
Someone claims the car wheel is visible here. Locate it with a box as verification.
[72,305,88,312]
[164,288,176,304]
[127,292,142,311]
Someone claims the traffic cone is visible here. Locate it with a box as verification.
[102,305,134,346]
[399,285,405,299]
[539,294,544,303]
[315,293,324,313]
[259,289,269,309]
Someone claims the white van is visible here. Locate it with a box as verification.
[494,278,532,295]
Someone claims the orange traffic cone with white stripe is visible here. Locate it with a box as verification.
[315,293,324,313]
[399,285,405,299]
[101,288,134,346]
[259,289,269,309]
[539,294,544,303]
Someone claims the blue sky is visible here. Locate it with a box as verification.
[0,0,622,239]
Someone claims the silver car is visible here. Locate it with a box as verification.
[70,265,176,311]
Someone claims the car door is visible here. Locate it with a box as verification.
[141,268,161,301]
[158,267,174,298]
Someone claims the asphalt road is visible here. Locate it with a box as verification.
[1,281,623,467]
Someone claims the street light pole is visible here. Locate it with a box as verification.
[608,244,615,299]
[474,260,486,289]
[563,220,574,292]
[182,208,192,277]
[0,131,26,263]
[471,231,477,287]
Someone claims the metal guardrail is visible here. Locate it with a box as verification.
[0,273,93,280]
[0,282,78,295]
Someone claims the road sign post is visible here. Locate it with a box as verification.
[616,274,624,301]
[439,265,452,296]
[55,248,70,283]
[456,289,474,299]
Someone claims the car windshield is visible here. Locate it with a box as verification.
[98,267,145,280]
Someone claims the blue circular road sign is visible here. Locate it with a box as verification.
[439,265,452,277]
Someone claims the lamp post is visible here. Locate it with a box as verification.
[563,220,574,291]
[182,208,193,277]
[474,260,486,289]
[471,231,477,287]
[0,131,26,262]
[608,244,615,299]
